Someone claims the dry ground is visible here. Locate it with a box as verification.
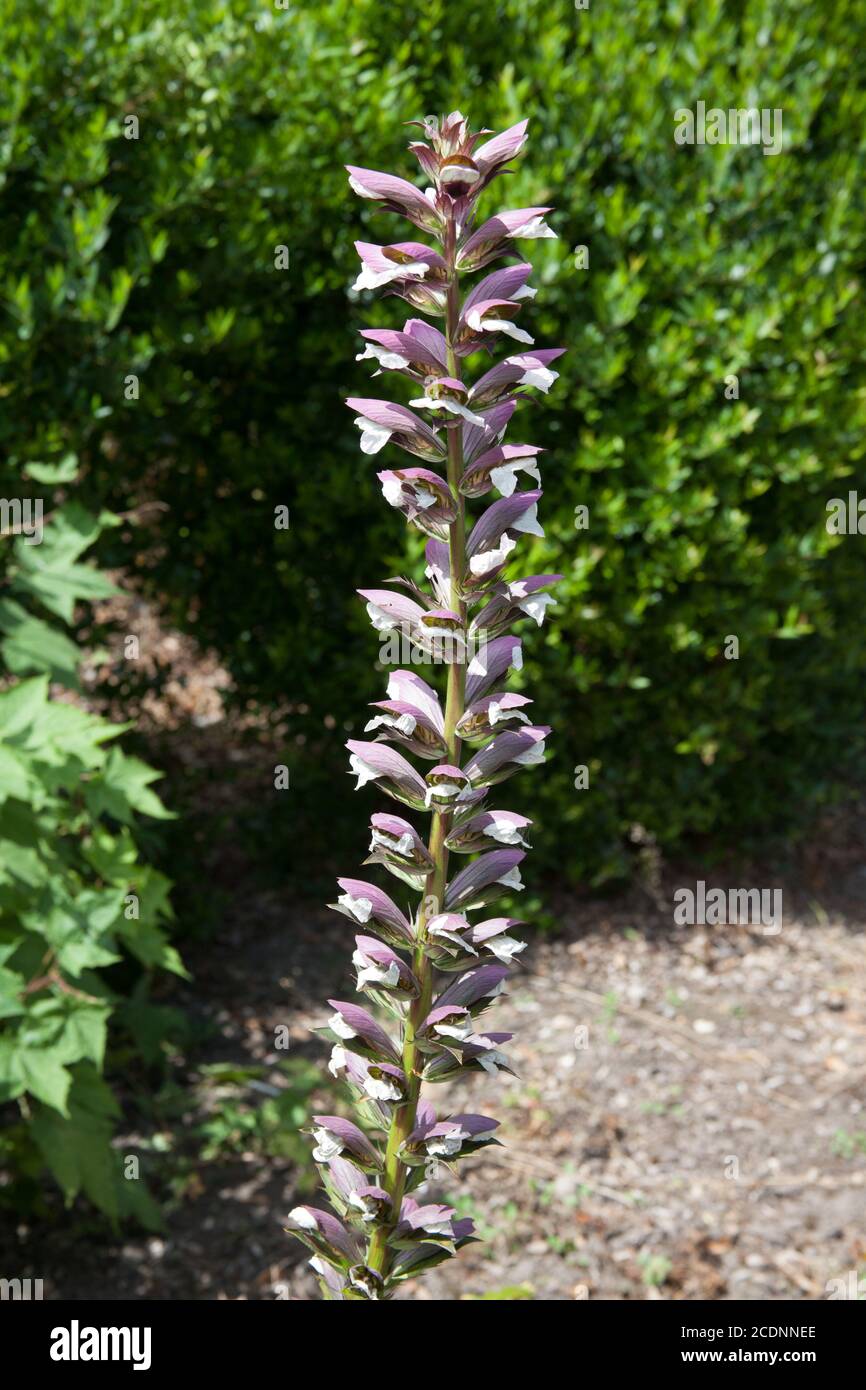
[4,589,864,1301]
[7,857,864,1302]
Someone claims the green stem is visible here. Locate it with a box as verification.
[366,208,467,1282]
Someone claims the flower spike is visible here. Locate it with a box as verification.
[291,113,563,1301]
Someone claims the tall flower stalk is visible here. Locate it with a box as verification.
[289,112,563,1301]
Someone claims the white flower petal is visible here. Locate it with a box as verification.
[426,1133,464,1157]
[364,601,398,632]
[487,700,529,728]
[364,712,417,736]
[424,779,463,808]
[497,865,525,891]
[329,1010,357,1040]
[353,954,401,990]
[312,1128,344,1162]
[513,740,546,767]
[353,260,429,292]
[484,318,534,345]
[469,533,517,577]
[356,344,410,370]
[488,814,529,845]
[348,1192,379,1222]
[364,1074,402,1101]
[370,827,415,857]
[409,394,485,428]
[512,503,544,538]
[349,752,382,788]
[355,417,393,454]
[485,934,527,963]
[508,215,556,239]
[434,1021,474,1042]
[420,1216,454,1235]
[349,174,379,199]
[338,890,374,922]
[490,460,541,496]
[518,365,558,393]
[518,593,556,625]
[440,164,480,187]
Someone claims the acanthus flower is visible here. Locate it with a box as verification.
[378,467,458,538]
[357,320,448,378]
[469,574,562,636]
[445,808,533,852]
[462,726,551,788]
[401,1101,500,1165]
[469,349,565,407]
[347,398,445,460]
[310,1115,383,1170]
[455,690,533,741]
[457,206,557,271]
[365,811,436,885]
[465,634,524,702]
[459,443,544,499]
[352,240,448,295]
[407,376,486,427]
[425,912,527,970]
[465,489,546,581]
[353,935,420,997]
[346,166,443,235]
[329,876,414,945]
[345,740,429,811]
[292,112,563,1302]
[443,849,526,911]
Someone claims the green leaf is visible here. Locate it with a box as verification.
[0,744,33,803]
[12,554,118,623]
[0,1041,26,1104]
[0,676,49,738]
[0,598,81,684]
[30,1064,120,1220]
[17,1048,72,1114]
[26,502,103,564]
[81,828,141,882]
[24,454,79,484]
[23,885,125,975]
[56,1005,110,1069]
[10,502,118,622]
[0,957,27,1022]
[118,994,189,1063]
[83,748,174,823]
[117,918,188,977]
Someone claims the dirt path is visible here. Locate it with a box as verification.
[413,897,866,1301]
[7,589,861,1301]
[8,859,864,1302]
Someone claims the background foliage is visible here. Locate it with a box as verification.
[1,0,865,1219]
[4,0,860,883]
[0,490,182,1224]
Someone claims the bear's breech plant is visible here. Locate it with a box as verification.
[288,111,564,1300]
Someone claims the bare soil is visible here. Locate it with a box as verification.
[7,850,864,1302]
[5,589,864,1302]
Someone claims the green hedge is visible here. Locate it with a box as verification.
[3,0,865,892]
